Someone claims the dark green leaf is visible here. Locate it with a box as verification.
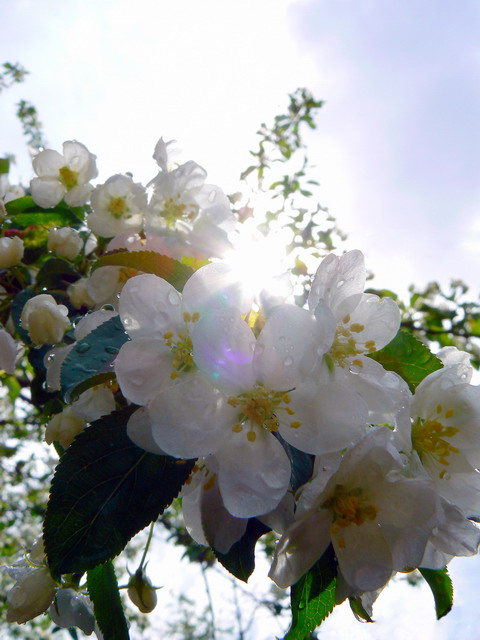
[284,545,337,640]
[92,250,194,291]
[368,330,443,392]
[419,567,453,620]
[44,407,195,578]
[61,315,129,402]
[10,288,36,343]
[36,258,80,290]
[215,518,270,582]
[87,561,129,640]
[273,432,314,491]
[349,596,373,622]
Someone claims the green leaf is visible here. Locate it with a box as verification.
[7,210,80,228]
[284,545,337,640]
[5,195,37,214]
[349,596,373,622]
[215,518,270,582]
[0,158,9,174]
[368,330,443,392]
[273,432,314,491]
[87,561,129,640]
[92,250,194,291]
[419,567,453,620]
[61,315,129,402]
[44,407,195,578]
[36,258,80,290]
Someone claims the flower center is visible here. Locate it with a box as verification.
[322,484,378,546]
[162,197,198,228]
[327,315,376,368]
[412,405,459,475]
[59,166,79,190]
[108,196,129,218]
[163,311,200,379]
[227,386,300,442]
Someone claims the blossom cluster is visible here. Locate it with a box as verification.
[1,136,479,635]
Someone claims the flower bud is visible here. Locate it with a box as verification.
[49,588,96,635]
[48,227,83,260]
[45,406,86,448]
[21,294,70,345]
[67,278,95,309]
[6,567,56,624]
[0,236,24,269]
[127,568,158,613]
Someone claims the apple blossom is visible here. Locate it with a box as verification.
[48,226,83,259]
[87,174,147,238]
[0,236,24,269]
[45,406,86,448]
[20,294,70,345]
[30,140,97,208]
[49,589,97,636]
[269,428,441,592]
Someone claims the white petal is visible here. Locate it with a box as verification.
[269,510,331,588]
[0,328,17,374]
[71,386,115,422]
[148,373,233,458]
[192,309,256,394]
[30,177,65,208]
[182,262,251,316]
[254,305,334,390]
[114,338,172,405]
[126,407,165,454]
[309,250,365,317]
[201,478,248,553]
[342,294,401,351]
[283,381,368,454]
[216,428,291,518]
[32,149,64,177]
[119,273,183,339]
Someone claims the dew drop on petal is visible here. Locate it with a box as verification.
[336,279,345,288]
[278,335,286,342]
[168,289,181,306]
[255,344,265,356]
[283,356,294,367]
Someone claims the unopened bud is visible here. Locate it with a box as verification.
[21,294,70,345]
[0,236,24,269]
[127,568,158,614]
[48,227,83,260]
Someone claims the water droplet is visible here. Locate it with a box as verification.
[283,356,294,367]
[336,279,345,288]
[349,363,362,375]
[131,376,143,386]
[105,345,119,355]
[168,290,180,306]
[46,353,56,363]
[255,344,265,355]
[76,342,90,353]
[278,336,286,342]
[123,317,132,327]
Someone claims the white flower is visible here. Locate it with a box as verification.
[45,406,86,448]
[48,227,83,259]
[409,352,480,514]
[3,539,56,624]
[0,326,17,374]
[30,140,97,208]
[87,174,147,238]
[49,588,96,635]
[269,428,441,592]
[309,250,401,368]
[21,294,70,345]
[67,278,96,309]
[0,236,24,269]
[138,301,332,518]
[145,148,235,258]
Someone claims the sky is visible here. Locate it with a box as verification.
[1,0,480,637]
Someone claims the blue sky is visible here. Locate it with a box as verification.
[1,1,480,636]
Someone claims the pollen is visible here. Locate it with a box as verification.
[108,196,128,218]
[163,331,195,378]
[412,417,460,469]
[322,484,378,531]
[58,166,78,190]
[247,430,257,442]
[445,409,454,419]
[349,323,365,333]
[203,475,215,491]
